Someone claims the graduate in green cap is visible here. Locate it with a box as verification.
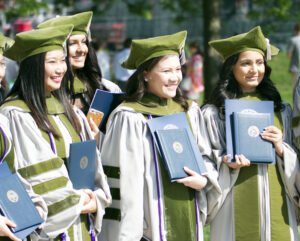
[202,26,300,241]
[0,33,48,241]
[0,25,111,241]
[99,31,219,241]
[38,12,121,111]
[38,11,121,148]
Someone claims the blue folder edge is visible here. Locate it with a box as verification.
[147,112,207,175]
[225,99,276,164]
[14,224,41,240]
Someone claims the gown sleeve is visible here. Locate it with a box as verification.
[277,103,300,222]
[187,103,221,224]
[292,77,300,150]
[101,106,147,241]
[201,104,240,224]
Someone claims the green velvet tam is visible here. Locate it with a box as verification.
[0,33,13,54]
[4,24,74,63]
[37,11,92,36]
[122,30,187,69]
[209,26,279,60]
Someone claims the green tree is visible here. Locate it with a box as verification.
[4,0,298,100]
[202,0,221,102]
[2,0,47,22]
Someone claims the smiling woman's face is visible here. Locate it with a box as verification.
[232,50,265,93]
[144,54,182,98]
[44,49,67,95]
[68,34,88,70]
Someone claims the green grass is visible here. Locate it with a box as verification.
[201,52,297,241]
[204,226,210,241]
[268,52,293,106]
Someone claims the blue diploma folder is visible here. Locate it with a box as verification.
[155,128,206,181]
[233,112,274,163]
[0,173,44,239]
[68,140,97,190]
[89,89,124,133]
[225,99,275,164]
[147,112,207,181]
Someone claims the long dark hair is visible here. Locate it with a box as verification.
[67,38,108,101]
[124,55,189,112]
[2,52,81,138]
[207,53,284,115]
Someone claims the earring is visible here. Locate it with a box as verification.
[145,78,148,82]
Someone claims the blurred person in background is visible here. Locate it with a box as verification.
[4,58,19,89]
[181,40,204,102]
[93,36,111,80]
[287,22,300,89]
[0,33,14,103]
[113,37,135,91]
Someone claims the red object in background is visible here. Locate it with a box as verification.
[91,22,126,50]
[111,23,126,29]
[13,20,32,33]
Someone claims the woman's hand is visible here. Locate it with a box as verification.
[223,154,250,169]
[80,189,97,214]
[261,125,283,157]
[88,118,100,147]
[0,216,21,241]
[79,189,91,205]
[176,167,207,190]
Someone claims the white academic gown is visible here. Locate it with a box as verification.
[0,101,111,241]
[291,77,300,215]
[99,101,220,241]
[202,102,299,241]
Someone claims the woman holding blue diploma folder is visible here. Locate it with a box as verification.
[0,34,47,241]
[100,31,219,241]
[202,26,299,241]
[0,24,111,240]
